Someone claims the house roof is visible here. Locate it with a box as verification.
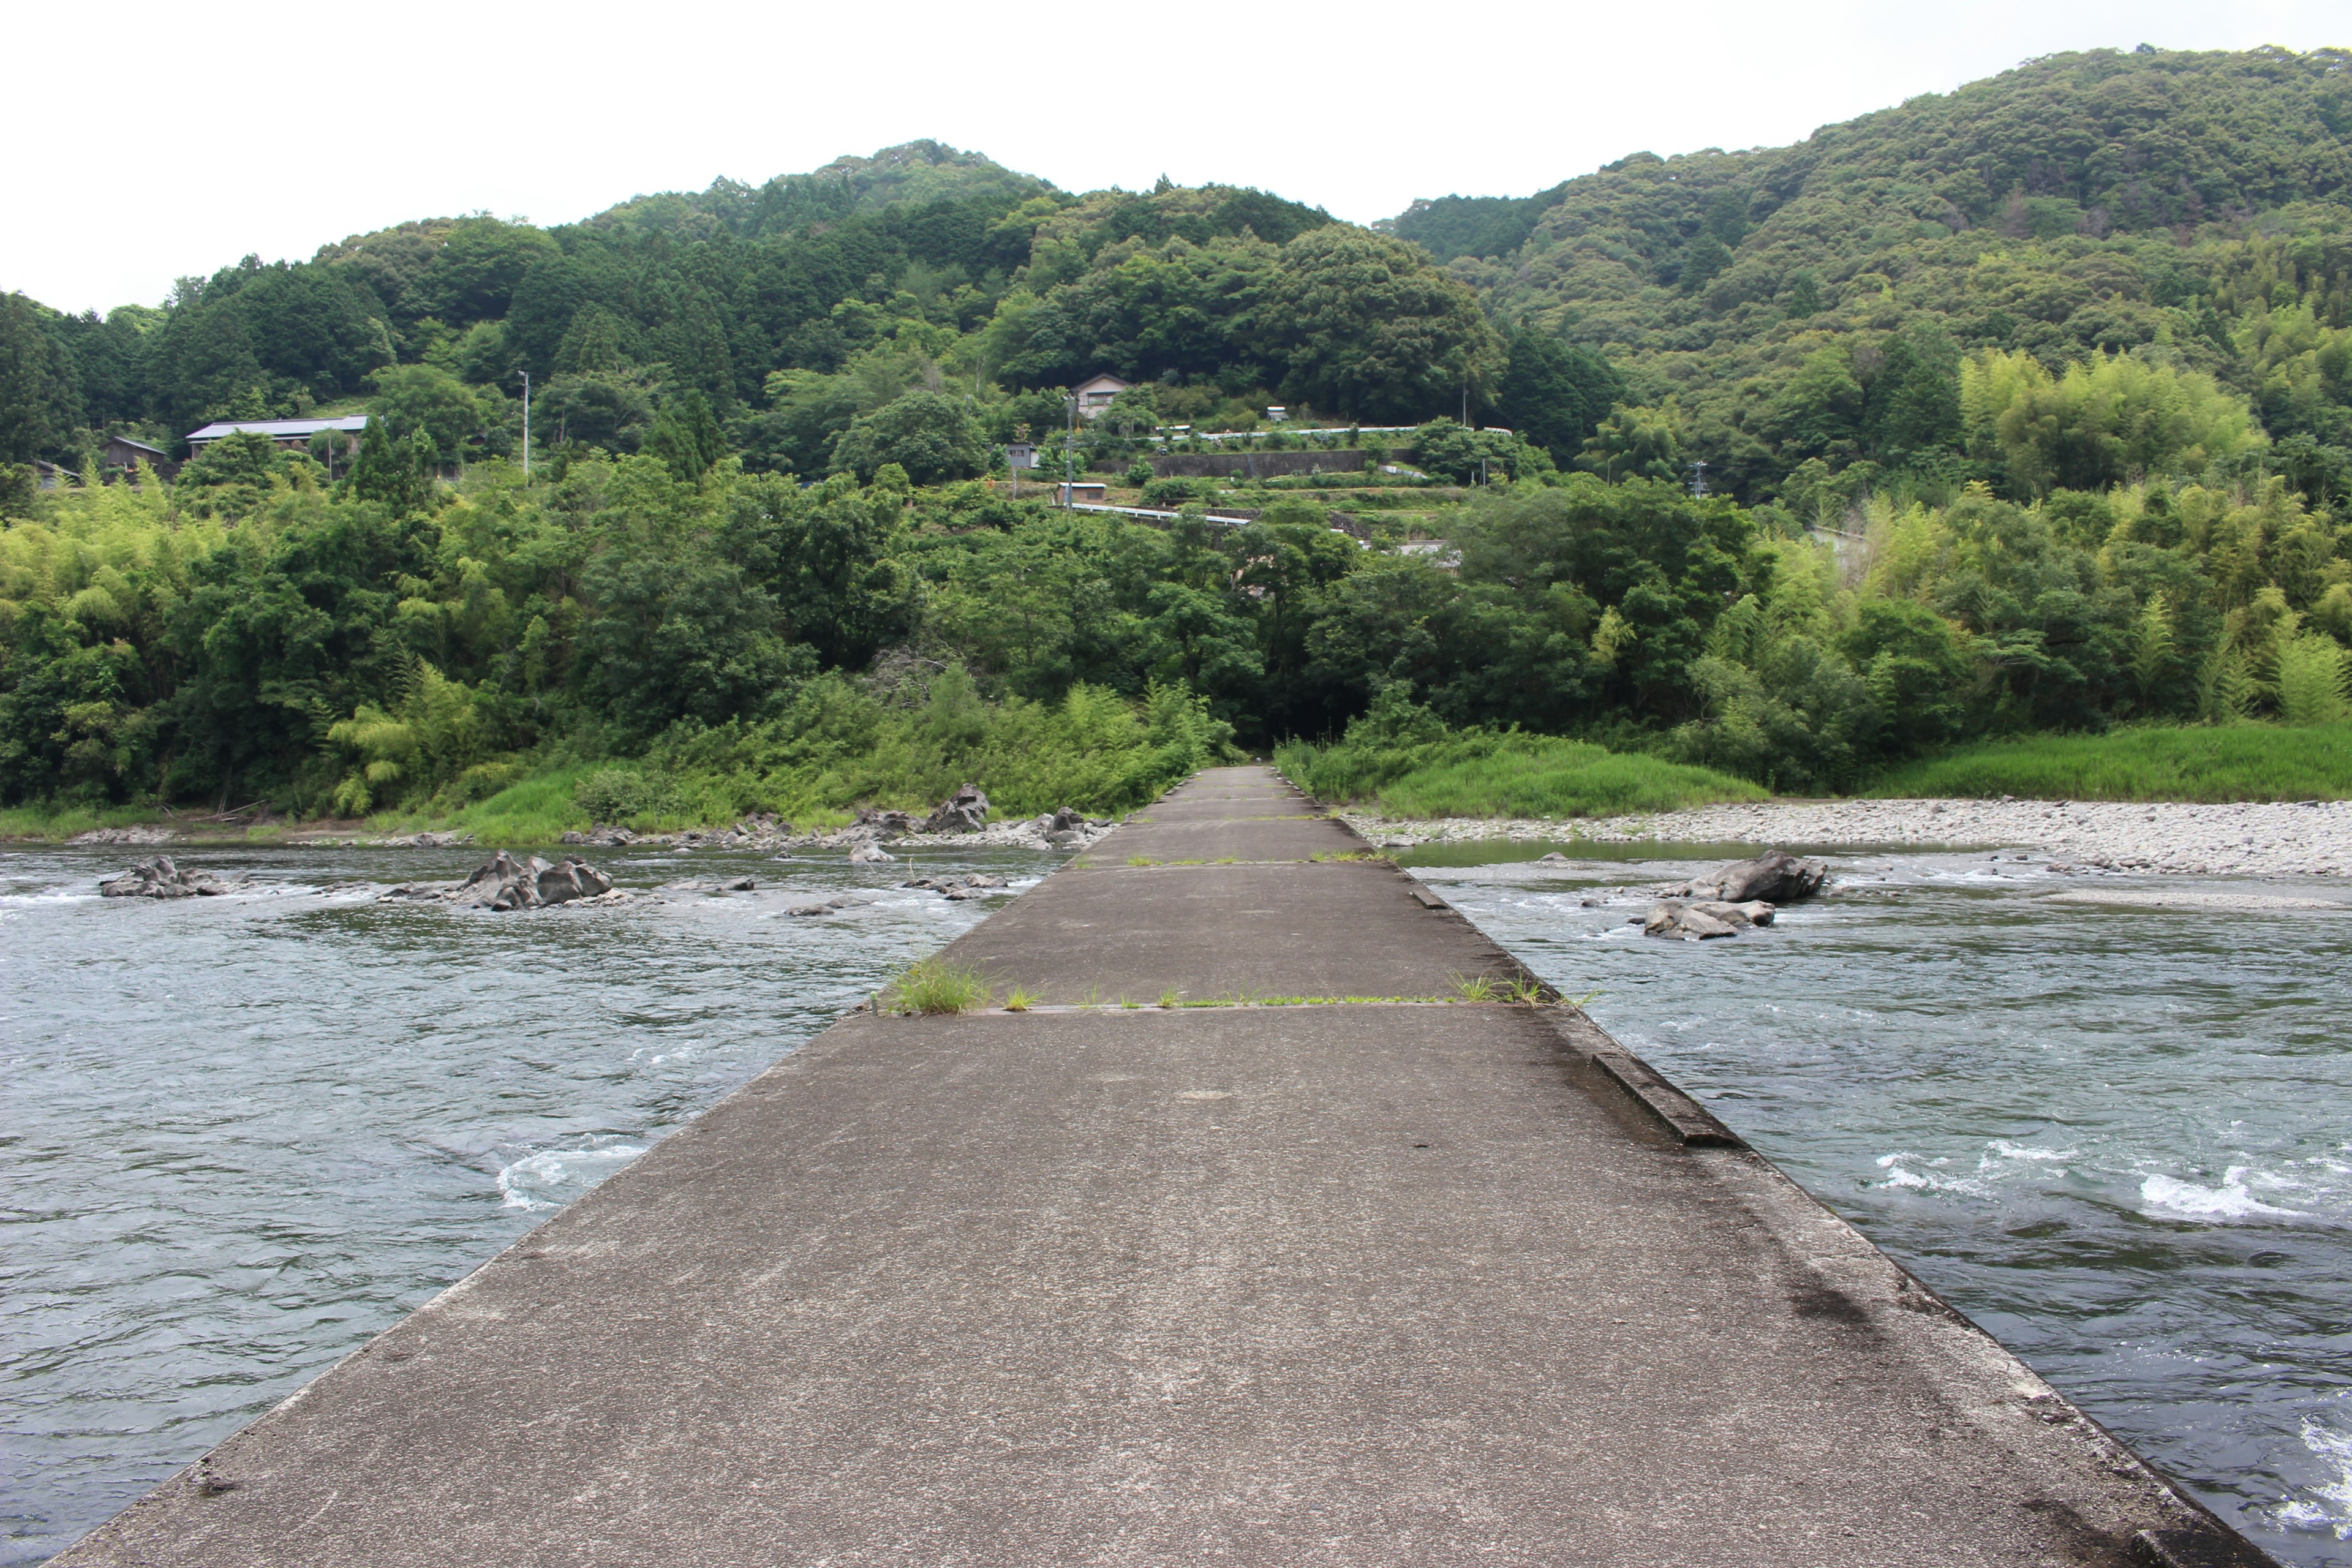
[1071,373,1131,394]
[107,435,167,456]
[186,416,370,442]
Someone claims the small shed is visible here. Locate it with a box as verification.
[1058,481,1108,505]
[104,435,178,479]
[1071,374,1131,420]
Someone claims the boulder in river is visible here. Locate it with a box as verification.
[846,842,895,864]
[98,856,243,899]
[447,851,616,910]
[1667,849,1828,904]
[921,785,990,835]
[1642,898,1777,941]
[856,808,916,839]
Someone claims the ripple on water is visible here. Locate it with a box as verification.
[1,843,1035,1566]
[1421,847,2352,1567]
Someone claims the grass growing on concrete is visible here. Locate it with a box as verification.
[1276,731,1763,820]
[1865,722,2352,802]
[884,960,993,1016]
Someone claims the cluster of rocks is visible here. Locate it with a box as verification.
[662,875,757,894]
[1636,850,1829,941]
[98,856,248,899]
[903,873,1009,902]
[72,824,178,846]
[788,793,1110,858]
[367,831,473,849]
[562,812,794,851]
[1344,797,2352,880]
[382,851,628,910]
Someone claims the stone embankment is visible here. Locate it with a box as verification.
[1344,796,2352,877]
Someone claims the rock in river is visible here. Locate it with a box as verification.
[98,856,244,899]
[1642,898,1778,941]
[455,851,615,909]
[921,784,991,835]
[1665,848,1828,904]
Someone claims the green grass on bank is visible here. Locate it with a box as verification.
[0,801,170,841]
[1275,731,1765,820]
[1866,722,2352,802]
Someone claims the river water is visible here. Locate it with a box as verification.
[4,842,2348,1564]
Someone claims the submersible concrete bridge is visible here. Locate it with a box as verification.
[56,767,2272,1567]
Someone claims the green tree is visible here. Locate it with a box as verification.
[1256,228,1504,421]
[1962,350,2269,495]
[649,388,728,480]
[1496,331,1623,463]
[346,417,434,512]
[829,390,987,484]
[1577,401,1686,483]
[369,363,496,464]
[0,292,81,461]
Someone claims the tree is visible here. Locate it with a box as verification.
[536,371,655,454]
[1255,228,1504,422]
[649,388,727,480]
[722,475,916,669]
[369,363,496,464]
[0,292,80,461]
[1496,331,1623,463]
[1860,323,1962,467]
[829,390,987,484]
[1577,401,1686,483]
[1961,350,2269,494]
[347,417,434,511]
[1411,418,1551,484]
[401,217,560,328]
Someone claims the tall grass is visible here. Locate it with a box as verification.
[1276,731,1764,819]
[1866,722,2352,802]
[884,960,993,1016]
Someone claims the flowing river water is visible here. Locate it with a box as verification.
[4,840,2348,1564]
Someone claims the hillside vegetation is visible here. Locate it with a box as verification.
[1,49,2350,829]
[1403,47,2352,513]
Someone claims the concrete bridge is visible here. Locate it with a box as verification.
[55,767,2269,1566]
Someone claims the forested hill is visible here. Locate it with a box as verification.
[10,48,2352,510]
[3,48,2351,828]
[1395,46,2352,507]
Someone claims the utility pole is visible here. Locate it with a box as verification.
[516,369,532,479]
[1064,391,1077,507]
[1689,459,1707,499]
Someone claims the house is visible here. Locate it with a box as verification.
[184,415,369,458]
[104,435,178,480]
[1057,481,1108,505]
[1071,374,1131,420]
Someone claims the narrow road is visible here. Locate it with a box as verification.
[55,767,2269,1566]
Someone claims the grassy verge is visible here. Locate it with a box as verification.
[0,802,170,841]
[1275,730,1764,820]
[1865,722,2352,802]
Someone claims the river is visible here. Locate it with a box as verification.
[4,841,2348,1564]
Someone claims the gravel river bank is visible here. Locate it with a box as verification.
[1341,796,2352,877]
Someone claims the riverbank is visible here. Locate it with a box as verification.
[1337,796,2352,877]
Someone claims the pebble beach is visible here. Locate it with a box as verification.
[1336,797,2352,878]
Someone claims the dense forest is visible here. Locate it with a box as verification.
[2,49,2350,824]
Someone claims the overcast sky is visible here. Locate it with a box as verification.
[5,0,2344,315]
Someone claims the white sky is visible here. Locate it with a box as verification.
[4,0,2344,315]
